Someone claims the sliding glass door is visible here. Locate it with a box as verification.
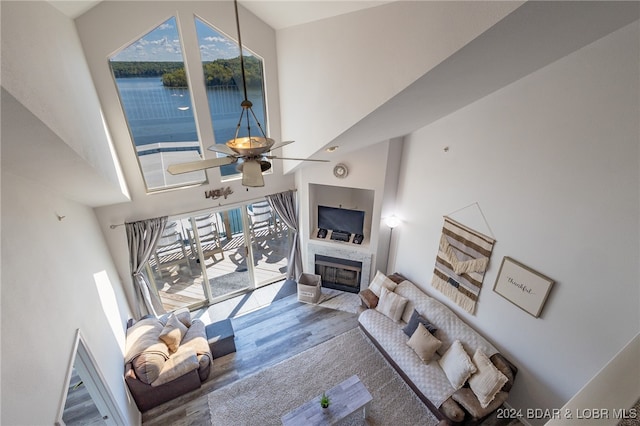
[148,199,288,312]
[197,207,252,302]
[247,200,289,286]
[146,217,209,311]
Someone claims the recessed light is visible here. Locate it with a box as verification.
[325,146,339,153]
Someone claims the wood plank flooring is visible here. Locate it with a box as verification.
[141,293,359,426]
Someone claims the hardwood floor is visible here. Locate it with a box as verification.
[141,292,359,425]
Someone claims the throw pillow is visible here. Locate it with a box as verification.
[375,287,408,322]
[403,309,438,337]
[468,349,509,408]
[438,340,477,390]
[173,307,192,328]
[407,322,442,363]
[368,271,398,297]
[159,314,188,352]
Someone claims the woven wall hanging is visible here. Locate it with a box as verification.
[432,216,496,314]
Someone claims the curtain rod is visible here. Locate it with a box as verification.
[109,188,297,230]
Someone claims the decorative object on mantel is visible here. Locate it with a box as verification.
[431,217,496,314]
[204,186,233,200]
[333,163,348,178]
[166,0,328,187]
[493,257,554,318]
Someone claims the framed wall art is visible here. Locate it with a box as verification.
[493,257,554,318]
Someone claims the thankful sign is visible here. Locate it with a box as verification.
[493,257,554,318]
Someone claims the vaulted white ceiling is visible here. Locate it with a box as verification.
[48,0,392,29]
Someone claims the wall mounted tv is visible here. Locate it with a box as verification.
[318,205,365,236]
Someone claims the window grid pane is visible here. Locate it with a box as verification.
[109,17,206,191]
[195,17,268,179]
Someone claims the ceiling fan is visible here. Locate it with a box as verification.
[167,0,327,187]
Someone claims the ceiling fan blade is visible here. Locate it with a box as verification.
[241,159,265,187]
[207,144,238,156]
[167,156,236,175]
[269,140,295,151]
[264,155,330,162]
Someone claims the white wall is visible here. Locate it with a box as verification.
[392,21,639,424]
[277,1,521,165]
[547,333,640,425]
[0,171,137,424]
[1,1,128,203]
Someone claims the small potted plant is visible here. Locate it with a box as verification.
[320,392,331,409]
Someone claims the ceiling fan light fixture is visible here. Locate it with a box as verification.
[227,136,275,156]
[237,160,272,173]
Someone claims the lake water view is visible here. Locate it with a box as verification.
[115,77,266,149]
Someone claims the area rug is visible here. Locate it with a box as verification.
[317,288,364,315]
[207,328,439,425]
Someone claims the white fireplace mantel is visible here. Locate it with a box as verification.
[307,242,373,291]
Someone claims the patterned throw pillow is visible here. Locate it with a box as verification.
[403,309,438,337]
[375,287,408,322]
[368,271,398,297]
[468,349,509,408]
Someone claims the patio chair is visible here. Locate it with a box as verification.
[188,214,224,263]
[153,224,192,278]
[247,200,277,238]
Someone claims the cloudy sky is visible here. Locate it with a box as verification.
[112,17,243,62]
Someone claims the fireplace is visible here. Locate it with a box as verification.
[307,242,372,293]
[314,255,362,294]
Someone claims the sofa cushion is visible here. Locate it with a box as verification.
[151,347,200,387]
[159,314,188,352]
[394,281,498,356]
[438,340,477,390]
[369,271,398,297]
[403,309,438,337]
[452,388,509,419]
[376,287,408,322]
[358,309,456,407]
[125,317,170,364]
[468,349,508,408]
[180,320,211,355]
[131,352,166,385]
[407,322,442,363]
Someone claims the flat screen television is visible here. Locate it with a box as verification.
[318,205,365,235]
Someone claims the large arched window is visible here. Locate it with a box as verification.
[109,15,266,192]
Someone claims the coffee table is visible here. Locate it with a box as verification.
[281,375,372,426]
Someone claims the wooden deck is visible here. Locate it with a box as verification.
[149,223,289,312]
